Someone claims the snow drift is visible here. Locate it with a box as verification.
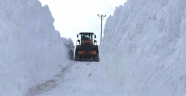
[0,0,73,96]
[101,0,186,95]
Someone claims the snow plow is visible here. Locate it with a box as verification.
[75,32,99,62]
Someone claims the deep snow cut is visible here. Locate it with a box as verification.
[0,0,73,96]
[2,0,186,96]
[101,0,186,95]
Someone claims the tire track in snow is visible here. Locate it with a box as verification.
[25,62,75,96]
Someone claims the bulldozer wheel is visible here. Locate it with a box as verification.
[75,55,81,61]
[93,49,99,62]
[93,55,99,62]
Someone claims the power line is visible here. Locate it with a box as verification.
[97,14,106,45]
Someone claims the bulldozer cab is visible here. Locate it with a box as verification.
[77,32,97,45]
[81,34,92,41]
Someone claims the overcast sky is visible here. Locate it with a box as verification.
[38,0,126,45]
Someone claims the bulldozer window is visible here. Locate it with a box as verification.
[81,34,92,41]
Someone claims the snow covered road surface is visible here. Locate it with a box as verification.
[26,62,74,96]
[27,61,128,96]
[28,61,108,96]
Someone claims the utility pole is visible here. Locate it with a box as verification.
[97,14,106,45]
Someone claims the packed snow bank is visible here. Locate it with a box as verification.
[0,0,73,96]
[101,0,186,95]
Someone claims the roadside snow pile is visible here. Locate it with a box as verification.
[101,0,186,95]
[0,0,73,96]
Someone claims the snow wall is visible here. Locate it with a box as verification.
[101,0,186,95]
[0,0,74,96]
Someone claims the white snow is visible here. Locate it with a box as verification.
[37,62,122,96]
[0,0,73,96]
[101,0,186,95]
[2,0,186,96]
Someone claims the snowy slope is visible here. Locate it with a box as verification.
[101,0,186,95]
[0,0,73,96]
